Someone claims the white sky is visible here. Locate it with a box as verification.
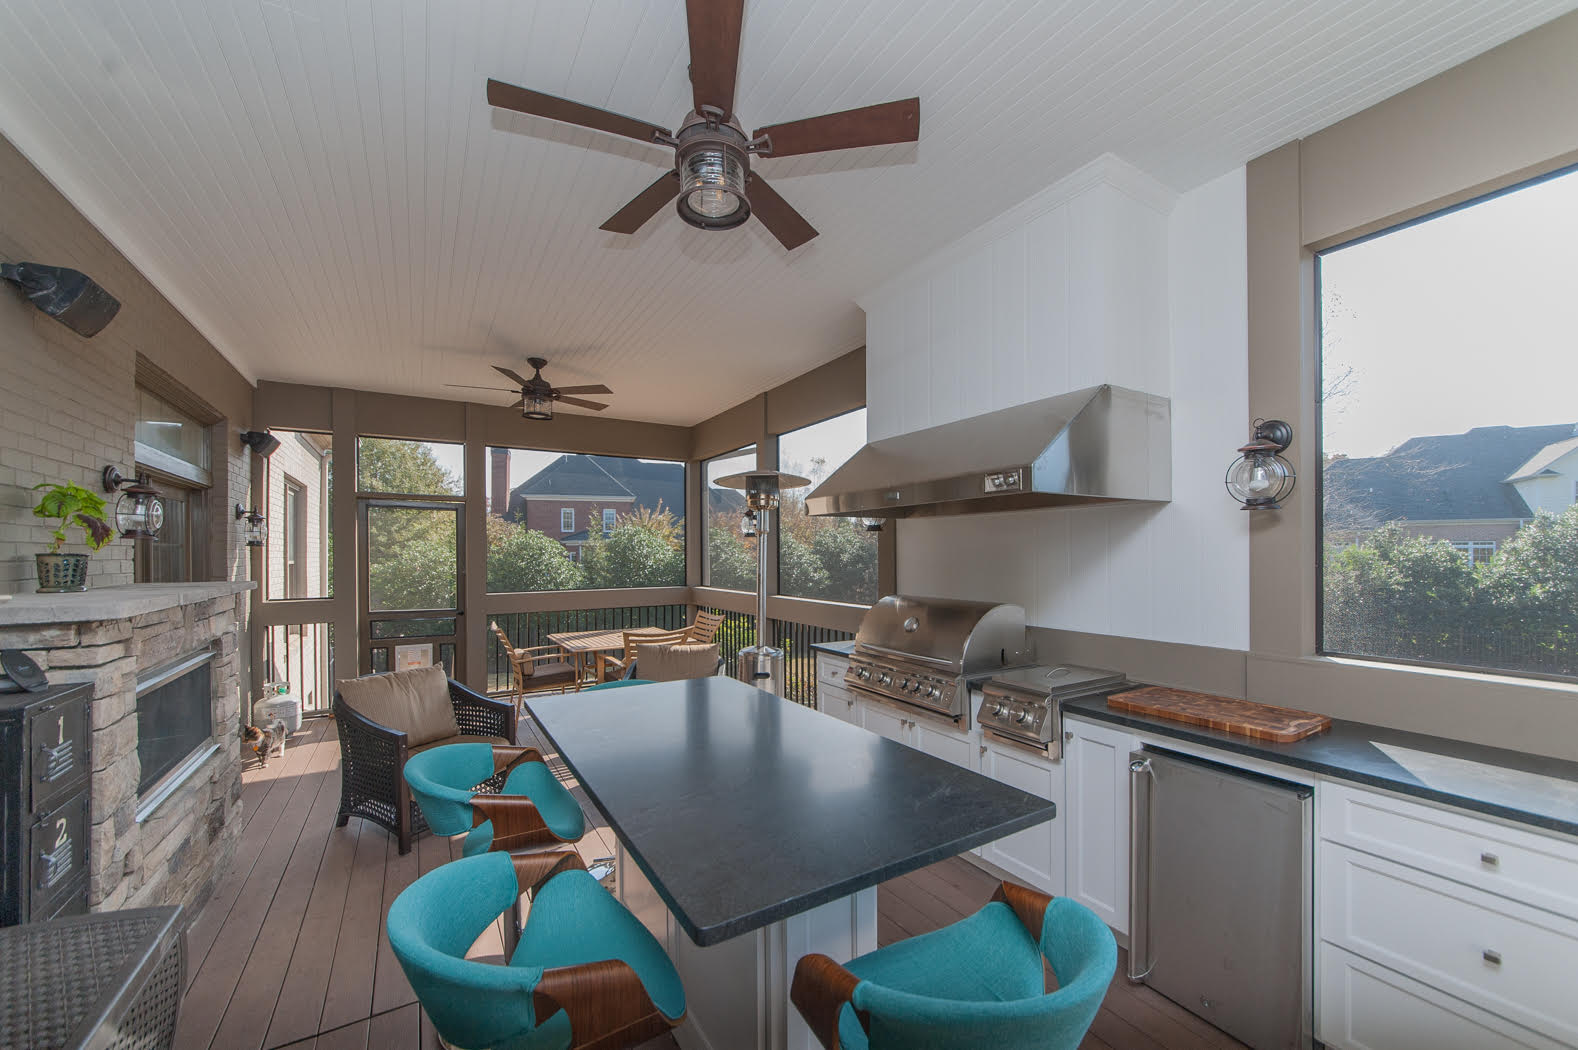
[1320,165,1578,460]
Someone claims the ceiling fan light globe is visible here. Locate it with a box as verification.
[675,144,750,230]
[523,393,554,421]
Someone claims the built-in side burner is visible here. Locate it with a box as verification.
[977,664,1127,759]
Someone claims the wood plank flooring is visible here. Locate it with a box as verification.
[176,714,1245,1050]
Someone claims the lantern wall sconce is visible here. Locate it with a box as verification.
[1225,419,1297,510]
[101,466,165,538]
[235,505,268,548]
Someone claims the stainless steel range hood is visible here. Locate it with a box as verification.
[806,385,1170,519]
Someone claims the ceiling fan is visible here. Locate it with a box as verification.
[485,0,919,251]
[445,358,612,420]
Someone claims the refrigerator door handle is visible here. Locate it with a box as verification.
[1128,754,1155,982]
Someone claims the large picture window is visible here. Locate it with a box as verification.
[484,448,685,592]
[704,446,756,590]
[1318,166,1578,681]
[778,409,878,605]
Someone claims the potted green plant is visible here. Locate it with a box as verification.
[31,481,114,592]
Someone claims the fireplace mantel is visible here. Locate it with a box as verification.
[0,581,254,625]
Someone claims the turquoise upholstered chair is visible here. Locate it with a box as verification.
[581,679,656,691]
[791,882,1115,1050]
[403,742,585,857]
[387,849,686,1050]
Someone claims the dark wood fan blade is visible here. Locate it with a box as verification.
[494,365,531,386]
[486,79,671,145]
[554,384,613,395]
[747,174,818,250]
[686,0,745,118]
[444,383,519,392]
[600,171,681,234]
[753,97,920,158]
[557,396,609,411]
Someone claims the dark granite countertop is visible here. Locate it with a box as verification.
[810,639,856,657]
[526,676,1054,946]
[1063,694,1578,838]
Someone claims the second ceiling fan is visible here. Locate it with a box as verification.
[486,0,920,251]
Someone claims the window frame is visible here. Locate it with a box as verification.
[283,475,308,598]
[774,407,879,608]
[702,444,759,593]
[1311,165,1578,685]
[561,507,575,534]
[602,508,616,535]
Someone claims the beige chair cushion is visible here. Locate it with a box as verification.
[640,642,721,682]
[337,666,458,747]
[410,732,508,755]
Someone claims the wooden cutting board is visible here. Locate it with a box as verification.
[1106,686,1331,743]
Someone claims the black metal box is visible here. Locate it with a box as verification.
[1,681,93,927]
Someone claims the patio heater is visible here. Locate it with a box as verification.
[714,469,810,697]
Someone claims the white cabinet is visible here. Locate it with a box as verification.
[859,698,910,744]
[979,736,1064,895]
[820,683,861,726]
[1063,716,1138,935]
[1316,781,1578,1049]
[912,718,976,771]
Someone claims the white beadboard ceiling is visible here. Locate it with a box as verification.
[0,1,1570,425]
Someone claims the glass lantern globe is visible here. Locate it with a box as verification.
[1225,452,1296,508]
[113,477,165,538]
[675,146,751,231]
[523,391,553,421]
[235,505,268,547]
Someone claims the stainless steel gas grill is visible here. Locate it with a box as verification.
[977,664,1128,760]
[844,596,1033,726]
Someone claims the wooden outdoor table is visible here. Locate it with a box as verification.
[546,625,669,685]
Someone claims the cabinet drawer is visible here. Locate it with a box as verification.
[1318,943,1563,1050]
[28,689,91,810]
[1320,842,1578,1044]
[818,656,850,687]
[820,684,860,725]
[1319,781,1578,918]
[30,787,90,911]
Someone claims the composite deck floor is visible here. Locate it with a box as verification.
[176,714,1247,1050]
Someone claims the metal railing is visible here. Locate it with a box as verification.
[703,607,853,708]
[486,604,689,693]
[259,621,335,716]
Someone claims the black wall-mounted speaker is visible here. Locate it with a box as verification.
[239,430,282,457]
[0,262,121,338]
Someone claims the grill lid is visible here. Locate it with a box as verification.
[853,595,1031,676]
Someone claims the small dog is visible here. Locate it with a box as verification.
[242,719,288,767]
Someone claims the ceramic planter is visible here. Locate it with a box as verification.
[35,553,89,593]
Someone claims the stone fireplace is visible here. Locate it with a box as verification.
[0,582,253,914]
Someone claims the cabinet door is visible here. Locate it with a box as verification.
[861,700,910,746]
[820,684,861,726]
[980,738,1064,895]
[911,720,975,772]
[1065,718,1137,934]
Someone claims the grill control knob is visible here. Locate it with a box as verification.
[899,678,912,691]
[855,667,870,680]
[877,672,892,686]
[993,703,1009,718]
[1016,710,1031,724]
[908,680,923,694]
[925,685,939,698]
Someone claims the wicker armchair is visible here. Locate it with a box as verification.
[334,669,518,854]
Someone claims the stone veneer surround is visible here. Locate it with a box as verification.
[0,582,252,913]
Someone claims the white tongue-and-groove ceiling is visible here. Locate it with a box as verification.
[0,0,1570,424]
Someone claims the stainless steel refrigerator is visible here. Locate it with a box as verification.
[1128,748,1313,1050]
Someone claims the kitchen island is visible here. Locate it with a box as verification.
[526,676,1056,1050]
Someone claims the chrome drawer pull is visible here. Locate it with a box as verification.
[1480,851,1500,868]
[1483,949,1502,966]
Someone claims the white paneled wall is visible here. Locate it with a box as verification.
[869,162,1249,651]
